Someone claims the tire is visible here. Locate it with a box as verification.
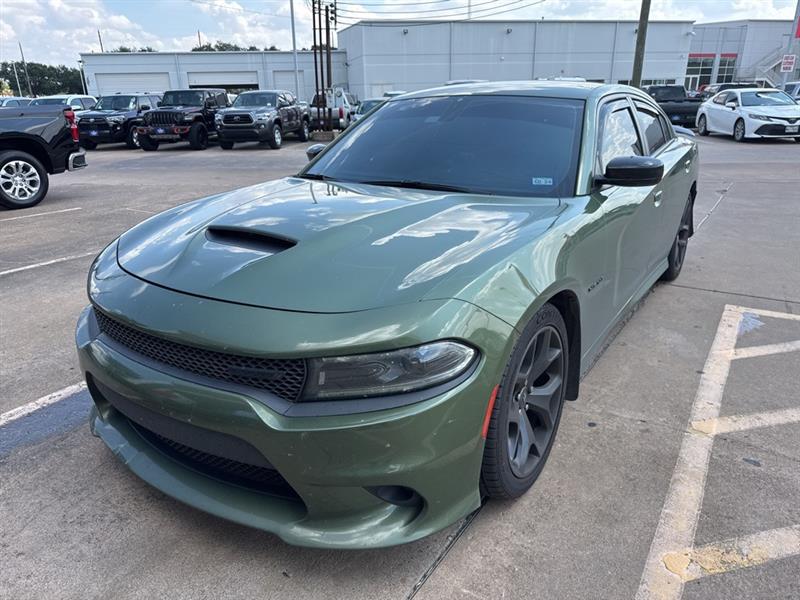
[81,139,97,150]
[697,114,709,136]
[267,123,282,149]
[660,194,693,282]
[0,150,50,209]
[139,135,159,151]
[481,303,569,499]
[125,126,140,149]
[298,119,310,142]
[733,118,746,142]
[219,141,234,150]
[188,122,209,150]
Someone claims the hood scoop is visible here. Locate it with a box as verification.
[205,226,296,255]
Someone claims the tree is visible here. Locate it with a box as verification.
[111,46,134,52]
[0,61,83,96]
[112,46,156,52]
[191,41,278,52]
[265,45,279,51]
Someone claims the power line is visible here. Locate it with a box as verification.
[338,0,459,5]
[337,0,524,16]
[338,0,548,24]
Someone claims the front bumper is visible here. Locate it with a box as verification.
[138,125,192,141]
[752,122,800,138]
[217,123,272,142]
[76,258,514,548]
[79,129,126,144]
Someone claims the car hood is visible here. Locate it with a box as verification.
[80,109,131,118]
[116,178,561,313]
[745,105,800,118]
[218,106,275,115]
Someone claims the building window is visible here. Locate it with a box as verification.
[641,79,676,86]
[685,56,714,90]
[717,56,737,84]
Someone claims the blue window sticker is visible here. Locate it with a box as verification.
[532,177,554,186]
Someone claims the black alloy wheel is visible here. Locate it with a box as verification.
[661,195,693,281]
[481,303,568,499]
[188,122,209,150]
[125,126,140,149]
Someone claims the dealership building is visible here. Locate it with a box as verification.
[80,18,798,102]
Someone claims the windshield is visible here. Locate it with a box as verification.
[30,98,68,105]
[233,93,277,108]
[357,99,384,114]
[94,95,136,110]
[161,91,205,106]
[740,91,796,107]
[304,95,584,198]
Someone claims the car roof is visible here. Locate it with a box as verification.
[393,81,638,102]
[726,87,782,93]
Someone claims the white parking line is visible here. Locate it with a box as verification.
[0,251,97,277]
[0,382,87,427]
[0,207,82,222]
[635,305,741,600]
[692,407,800,436]
[636,304,800,600]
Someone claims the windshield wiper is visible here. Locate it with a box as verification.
[296,173,342,183]
[358,179,472,193]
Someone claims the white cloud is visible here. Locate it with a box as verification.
[0,0,795,66]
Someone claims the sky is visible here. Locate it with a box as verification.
[0,0,796,66]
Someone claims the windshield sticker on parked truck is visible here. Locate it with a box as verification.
[531,177,554,186]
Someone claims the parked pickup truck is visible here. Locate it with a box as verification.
[137,88,230,151]
[215,90,310,149]
[0,105,87,209]
[641,85,702,128]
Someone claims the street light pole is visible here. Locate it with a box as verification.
[781,0,800,88]
[289,0,301,98]
[631,0,652,88]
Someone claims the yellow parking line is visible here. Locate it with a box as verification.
[732,340,800,360]
[692,407,800,436]
[662,525,800,582]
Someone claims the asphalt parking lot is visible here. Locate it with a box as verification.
[1,135,799,599]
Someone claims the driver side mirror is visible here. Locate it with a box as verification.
[157,101,162,107]
[725,101,738,109]
[596,156,664,187]
[205,99,215,108]
[306,143,326,161]
[140,105,150,111]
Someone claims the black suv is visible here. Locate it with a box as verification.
[137,89,229,151]
[78,93,162,149]
[215,90,311,149]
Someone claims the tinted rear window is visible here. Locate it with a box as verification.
[306,95,585,198]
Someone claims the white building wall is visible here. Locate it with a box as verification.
[81,51,347,104]
[339,20,694,99]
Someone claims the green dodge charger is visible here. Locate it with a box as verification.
[76,82,698,548]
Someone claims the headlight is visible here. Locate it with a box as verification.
[215,114,223,122]
[301,341,477,401]
[107,116,124,124]
[255,112,272,121]
[183,114,196,121]
[748,113,771,121]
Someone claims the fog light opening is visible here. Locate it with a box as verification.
[366,485,423,508]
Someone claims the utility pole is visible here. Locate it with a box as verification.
[97,29,105,52]
[289,0,300,98]
[325,4,333,130]
[78,60,88,94]
[18,42,33,97]
[197,30,202,48]
[312,0,322,129]
[631,0,651,88]
[782,0,800,87]
[11,61,22,97]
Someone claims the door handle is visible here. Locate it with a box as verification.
[653,190,663,207]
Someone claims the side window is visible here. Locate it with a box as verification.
[81,98,95,109]
[217,92,227,106]
[204,92,215,107]
[7,100,19,107]
[727,93,739,106]
[278,93,287,106]
[597,100,643,172]
[635,103,668,154]
[712,93,726,105]
[151,96,161,107]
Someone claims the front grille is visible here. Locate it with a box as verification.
[146,110,184,126]
[79,118,110,131]
[94,309,307,401]
[223,113,254,124]
[130,420,302,501]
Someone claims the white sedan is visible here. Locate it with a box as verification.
[696,88,800,142]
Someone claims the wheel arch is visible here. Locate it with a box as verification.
[544,289,581,401]
[0,137,54,172]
